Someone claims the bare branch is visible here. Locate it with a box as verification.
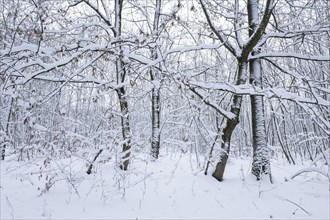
[199,0,237,56]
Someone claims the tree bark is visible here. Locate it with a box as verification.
[151,85,161,159]
[117,86,131,170]
[248,0,271,180]
[150,0,162,159]
[115,0,131,170]
[1,96,14,160]
[212,62,248,181]
[250,59,271,180]
[204,0,274,181]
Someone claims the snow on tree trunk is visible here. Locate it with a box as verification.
[115,0,131,170]
[202,0,274,181]
[117,88,131,171]
[248,0,271,180]
[250,60,271,180]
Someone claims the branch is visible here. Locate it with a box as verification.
[82,0,115,35]
[251,52,330,61]
[234,0,243,48]
[188,80,329,106]
[87,149,104,175]
[291,167,329,179]
[285,199,311,216]
[187,85,235,120]
[243,0,274,57]
[256,26,330,48]
[199,0,237,56]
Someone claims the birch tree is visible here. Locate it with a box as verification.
[150,0,162,159]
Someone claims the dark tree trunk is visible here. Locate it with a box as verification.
[117,86,131,170]
[115,0,131,170]
[1,145,5,160]
[212,62,247,181]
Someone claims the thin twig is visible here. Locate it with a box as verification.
[285,199,311,216]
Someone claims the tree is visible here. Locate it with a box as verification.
[58,0,133,170]
[113,0,131,170]
[150,0,162,159]
[0,0,328,185]
[199,0,274,181]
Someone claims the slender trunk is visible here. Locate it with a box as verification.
[2,90,15,160]
[280,106,295,163]
[205,114,222,175]
[151,85,161,159]
[150,0,162,159]
[117,86,131,170]
[287,112,297,164]
[270,105,292,164]
[212,62,247,181]
[248,0,271,180]
[115,0,131,170]
[301,121,314,161]
[1,144,5,160]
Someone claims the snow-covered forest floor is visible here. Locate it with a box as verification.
[1,153,329,219]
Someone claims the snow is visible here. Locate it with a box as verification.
[188,80,329,107]
[1,154,329,219]
[250,52,330,62]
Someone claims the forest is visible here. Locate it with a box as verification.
[0,0,329,219]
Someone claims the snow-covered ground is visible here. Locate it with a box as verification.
[1,154,329,219]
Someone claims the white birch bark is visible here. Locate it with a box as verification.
[150,0,162,159]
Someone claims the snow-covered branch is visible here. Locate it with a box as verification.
[251,52,330,61]
[188,81,329,107]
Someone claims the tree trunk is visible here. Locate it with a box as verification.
[270,105,292,164]
[115,0,131,170]
[117,86,131,170]
[150,0,162,159]
[1,96,14,160]
[151,85,161,159]
[248,0,271,180]
[250,60,271,180]
[212,62,247,181]
[1,146,4,160]
[200,0,274,181]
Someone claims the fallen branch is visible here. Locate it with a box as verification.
[285,199,311,216]
[87,149,103,175]
[290,167,328,180]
